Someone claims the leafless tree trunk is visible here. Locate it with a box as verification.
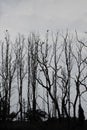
[28,34,39,117]
[63,33,72,117]
[61,68,69,118]
[72,33,87,118]
[0,31,16,120]
[37,32,61,119]
[15,35,26,121]
[27,38,31,111]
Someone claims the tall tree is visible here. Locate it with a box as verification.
[63,32,72,117]
[15,34,26,121]
[28,34,39,117]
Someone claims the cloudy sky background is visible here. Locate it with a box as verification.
[0,0,87,38]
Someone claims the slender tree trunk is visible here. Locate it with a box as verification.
[27,41,31,111]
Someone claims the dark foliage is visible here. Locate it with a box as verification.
[25,109,48,122]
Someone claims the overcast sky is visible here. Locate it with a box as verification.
[0,0,87,38]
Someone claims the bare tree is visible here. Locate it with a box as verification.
[0,31,16,120]
[37,32,62,119]
[15,34,26,121]
[72,33,87,119]
[27,34,39,118]
[27,37,31,111]
[62,32,72,117]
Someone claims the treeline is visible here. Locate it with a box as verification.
[0,30,87,121]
